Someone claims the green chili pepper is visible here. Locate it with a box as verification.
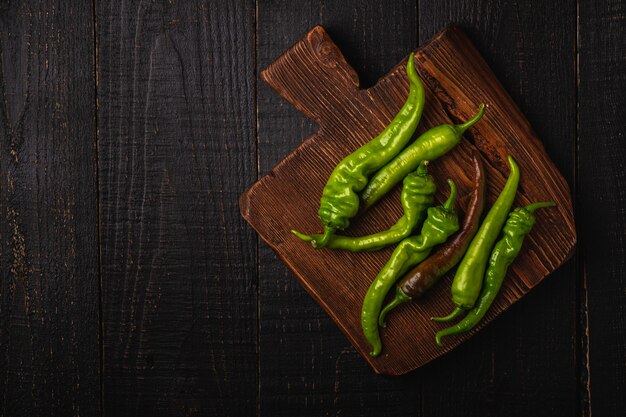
[360,104,485,209]
[433,155,520,323]
[294,53,425,248]
[378,154,486,326]
[292,161,435,251]
[435,202,556,346]
[362,180,459,357]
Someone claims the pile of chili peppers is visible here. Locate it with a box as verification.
[292,54,556,357]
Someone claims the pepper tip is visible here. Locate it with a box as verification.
[291,229,314,243]
[406,51,421,87]
[368,339,382,357]
[431,306,464,322]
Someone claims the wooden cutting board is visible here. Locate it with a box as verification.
[240,25,576,375]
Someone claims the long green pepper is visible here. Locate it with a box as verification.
[360,104,485,209]
[433,155,520,323]
[362,180,459,357]
[292,161,435,251]
[435,202,556,345]
[297,53,425,248]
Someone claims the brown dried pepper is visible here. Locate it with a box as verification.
[378,154,486,326]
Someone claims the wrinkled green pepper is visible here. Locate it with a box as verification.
[292,161,435,251]
[378,154,486,326]
[362,180,459,357]
[435,202,556,345]
[294,53,425,248]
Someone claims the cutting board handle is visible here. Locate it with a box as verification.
[260,25,361,126]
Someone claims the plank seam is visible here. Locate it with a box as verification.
[92,0,105,415]
[254,1,261,416]
[575,0,592,414]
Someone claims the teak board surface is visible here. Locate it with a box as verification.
[240,25,576,375]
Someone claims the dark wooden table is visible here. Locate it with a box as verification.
[0,1,623,416]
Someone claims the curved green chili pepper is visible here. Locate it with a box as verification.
[435,201,555,346]
[295,53,425,248]
[292,161,435,251]
[378,154,486,326]
[362,180,459,357]
[433,155,520,322]
[360,104,485,209]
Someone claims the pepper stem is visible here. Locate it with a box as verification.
[314,226,335,248]
[416,160,429,175]
[456,103,486,133]
[378,288,412,327]
[443,179,457,211]
[431,306,465,322]
[525,201,556,213]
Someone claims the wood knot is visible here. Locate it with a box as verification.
[308,28,340,69]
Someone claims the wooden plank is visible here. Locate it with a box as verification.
[415,1,580,415]
[243,23,575,376]
[97,1,257,415]
[579,0,626,415]
[0,1,100,416]
[256,1,420,415]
